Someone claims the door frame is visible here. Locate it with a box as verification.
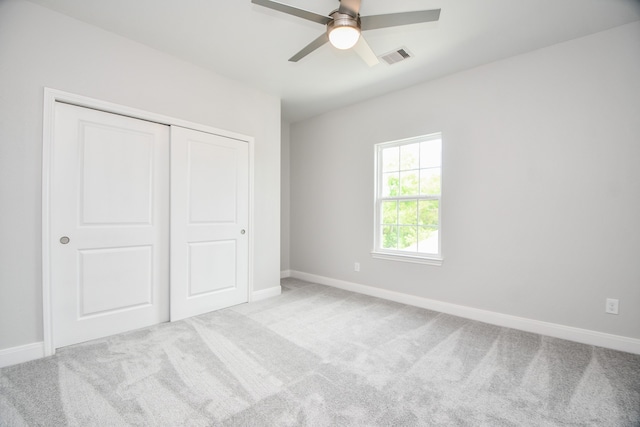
[42,88,255,357]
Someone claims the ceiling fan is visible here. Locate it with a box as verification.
[252,0,441,66]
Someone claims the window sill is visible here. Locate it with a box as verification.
[371,251,443,266]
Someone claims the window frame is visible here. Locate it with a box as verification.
[372,133,443,266]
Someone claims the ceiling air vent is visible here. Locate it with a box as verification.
[379,48,413,65]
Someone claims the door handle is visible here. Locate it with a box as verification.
[60,236,70,244]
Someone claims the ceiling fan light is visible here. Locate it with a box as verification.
[328,26,360,50]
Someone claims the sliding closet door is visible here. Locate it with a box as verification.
[170,126,249,321]
[50,103,170,348]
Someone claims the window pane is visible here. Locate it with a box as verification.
[418,226,439,254]
[420,139,442,168]
[418,200,439,226]
[382,172,399,197]
[400,143,419,170]
[382,226,398,249]
[400,171,419,196]
[398,226,418,250]
[420,168,441,195]
[382,146,399,172]
[381,201,397,224]
[399,200,417,225]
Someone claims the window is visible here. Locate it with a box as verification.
[373,133,442,265]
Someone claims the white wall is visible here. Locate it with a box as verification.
[281,120,291,273]
[0,0,280,351]
[290,21,640,341]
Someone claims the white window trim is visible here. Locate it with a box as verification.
[372,133,443,265]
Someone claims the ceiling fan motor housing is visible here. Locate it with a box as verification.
[328,10,361,33]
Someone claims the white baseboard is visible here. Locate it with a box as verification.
[289,270,640,355]
[3,274,637,368]
[251,285,282,302]
[0,342,46,368]
[280,270,292,279]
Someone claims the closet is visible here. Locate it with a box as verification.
[49,102,249,349]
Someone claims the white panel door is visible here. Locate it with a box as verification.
[170,126,249,321]
[51,102,169,348]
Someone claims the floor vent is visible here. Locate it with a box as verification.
[379,48,413,65]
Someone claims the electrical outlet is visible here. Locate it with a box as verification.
[606,298,619,315]
[354,262,360,272]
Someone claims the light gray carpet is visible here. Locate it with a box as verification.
[1,278,639,426]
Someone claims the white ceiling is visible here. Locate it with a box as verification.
[26,0,640,123]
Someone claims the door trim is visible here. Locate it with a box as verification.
[42,88,255,357]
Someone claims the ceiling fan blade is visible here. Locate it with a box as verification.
[289,33,329,62]
[252,0,331,25]
[338,0,361,16]
[361,9,441,31]
[353,36,379,67]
